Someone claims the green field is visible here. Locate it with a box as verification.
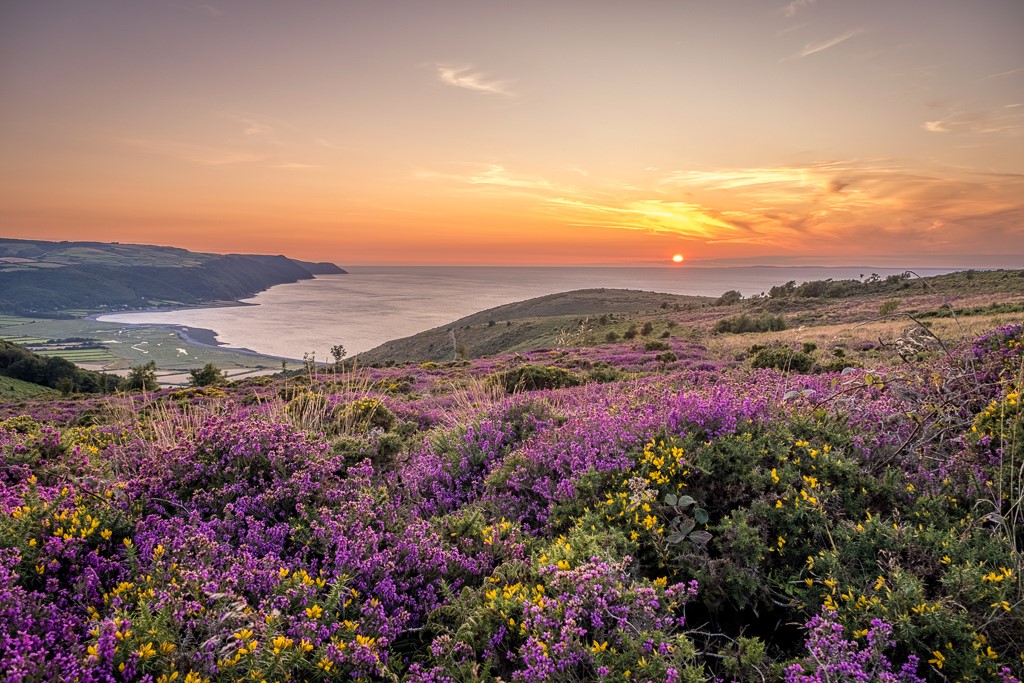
[0,316,37,327]
[0,336,48,345]
[34,349,117,362]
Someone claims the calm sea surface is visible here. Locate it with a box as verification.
[97,266,956,360]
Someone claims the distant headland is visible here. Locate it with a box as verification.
[0,238,346,316]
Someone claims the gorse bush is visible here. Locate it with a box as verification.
[491,364,580,393]
[714,313,787,334]
[751,345,814,372]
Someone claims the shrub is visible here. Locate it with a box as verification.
[880,299,900,316]
[751,346,814,372]
[716,290,743,306]
[123,361,158,391]
[714,313,787,334]
[188,362,225,387]
[492,364,580,393]
[645,340,671,351]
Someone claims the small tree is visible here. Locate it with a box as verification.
[716,290,743,306]
[124,361,158,392]
[189,362,225,387]
[330,344,347,365]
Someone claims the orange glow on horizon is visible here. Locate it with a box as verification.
[0,3,1021,267]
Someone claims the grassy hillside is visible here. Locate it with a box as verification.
[0,374,57,400]
[357,289,714,363]
[358,269,1024,365]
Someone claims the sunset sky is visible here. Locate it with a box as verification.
[2,0,1022,266]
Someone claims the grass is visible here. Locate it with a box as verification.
[0,315,36,327]
[0,336,48,344]
[34,349,117,362]
[0,375,57,399]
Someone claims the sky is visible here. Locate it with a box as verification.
[1,0,1022,267]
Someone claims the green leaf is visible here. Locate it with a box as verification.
[664,493,678,506]
[694,508,709,525]
[688,530,712,546]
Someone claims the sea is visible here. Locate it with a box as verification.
[97,266,958,360]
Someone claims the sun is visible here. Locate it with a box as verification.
[672,254,685,263]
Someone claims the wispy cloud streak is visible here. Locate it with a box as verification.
[783,0,815,18]
[435,65,514,96]
[794,28,862,58]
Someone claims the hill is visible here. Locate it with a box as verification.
[0,374,57,400]
[0,238,347,316]
[0,338,120,393]
[357,269,1024,365]
[356,288,714,363]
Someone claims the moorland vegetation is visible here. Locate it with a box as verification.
[1,271,1023,682]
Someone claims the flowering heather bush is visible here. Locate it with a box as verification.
[785,610,925,683]
[1,326,1023,681]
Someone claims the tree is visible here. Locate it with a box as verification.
[124,361,158,392]
[716,290,743,306]
[330,344,347,370]
[189,362,225,387]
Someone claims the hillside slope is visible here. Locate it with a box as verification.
[356,288,714,363]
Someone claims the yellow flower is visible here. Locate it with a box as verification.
[137,642,157,659]
[590,640,609,653]
[305,604,323,619]
[928,650,945,669]
[271,635,293,654]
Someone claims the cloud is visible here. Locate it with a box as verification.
[783,0,815,18]
[791,28,863,59]
[435,65,514,96]
[982,67,1024,81]
[120,138,264,166]
[273,162,320,170]
[923,106,1024,135]
[121,137,317,170]
[655,161,1024,255]
[220,112,296,143]
[197,3,224,17]
[415,164,560,194]
[416,159,1024,260]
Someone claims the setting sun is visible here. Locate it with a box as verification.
[672,254,685,263]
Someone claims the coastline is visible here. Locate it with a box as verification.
[127,321,299,363]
